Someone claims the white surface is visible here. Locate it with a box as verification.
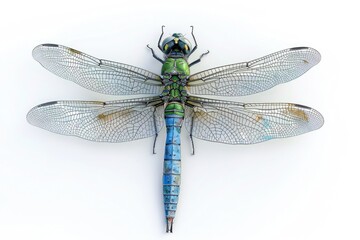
[1,0,359,239]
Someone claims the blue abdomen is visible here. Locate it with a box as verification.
[163,114,183,232]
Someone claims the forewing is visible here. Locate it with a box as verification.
[187,47,320,96]
[27,97,164,142]
[32,44,163,95]
[184,97,323,144]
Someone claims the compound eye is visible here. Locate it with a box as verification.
[163,42,174,54]
[179,41,190,55]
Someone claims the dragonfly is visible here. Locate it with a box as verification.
[27,26,324,233]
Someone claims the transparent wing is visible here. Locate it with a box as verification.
[32,44,163,95]
[184,96,323,144]
[27,97,164,142]
[187,47,320,96]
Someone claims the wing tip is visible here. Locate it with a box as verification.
[26,107,37,126]
[295,104,324,131]
[289,46,321,65]
[310,47,321,64]
[32,43,59,52]
[26,101,58,125]
[312,108,325,130]
[32,43,60,60]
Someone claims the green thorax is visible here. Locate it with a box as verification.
[160,58,190,104]
[161,58,190,76]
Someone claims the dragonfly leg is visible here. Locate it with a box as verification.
[152,109,158,154]
[153,133,158,154]
[189,50,210,67]
[190,116,195,155]
[147,44,164,64]
[158,25,165,51]
[188,26,198,57]
[190,134,195,155]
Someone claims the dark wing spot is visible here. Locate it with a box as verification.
[294,103,312,110]
[290,47,309,51]
[37,101,58,107]
[42,43,59,47]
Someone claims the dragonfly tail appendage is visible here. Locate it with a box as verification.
[166,217,174,233]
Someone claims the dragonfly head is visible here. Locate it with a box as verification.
[161,33,192,56]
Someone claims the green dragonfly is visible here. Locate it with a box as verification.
[27,26,324,232]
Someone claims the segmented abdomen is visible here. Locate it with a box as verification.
[163,102,184,232]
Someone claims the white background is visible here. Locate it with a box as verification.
[1,0,359,239]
